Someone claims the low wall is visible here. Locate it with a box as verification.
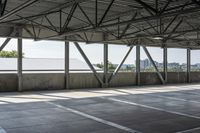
[0,72,199,91]
[0,74,17,91]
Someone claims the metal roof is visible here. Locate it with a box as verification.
[1,0,200,48]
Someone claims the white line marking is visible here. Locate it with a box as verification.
[103,97,200,120]
[116,89,200,105]
[176,126,200,133]
[141,92,200,104]
[46,101,141,133]
[0,127,6,133]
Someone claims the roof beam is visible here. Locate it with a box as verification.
[192,0,200,6]
[62,2,78,33]
[98,0,115,26]
[77,3,94,27]
[134,0,157,14]
[0,0,7,16]
[59,6,200,36]
[119,13,137,39]
[0,0,39,22]
[159,0,172,14]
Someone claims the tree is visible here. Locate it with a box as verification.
[96,63,104,68]
[108,61,116,71]
[95,61,116,71]
[0,50,24,58]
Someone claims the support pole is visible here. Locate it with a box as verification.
[142,46,165,84]
[103,43,108,87]
[17,29,23,91]
[74,42,104,86]
[136,45,140,86]
[187,48,191,83]
[65,41,70,89]
[163,47,168,83]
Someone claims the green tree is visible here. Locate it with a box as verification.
[0,50,24,58]
[95,61,117,71]
[108,61,116,71]
[96,63,103,68]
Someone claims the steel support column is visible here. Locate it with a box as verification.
[142,46,165,84]
[17,29,23,91]
[163,47,168,83]
[74,42,104,87]
[187,48,191,83]
[65,41,70,89]
[103,43,108,87]
[136,45,140,86]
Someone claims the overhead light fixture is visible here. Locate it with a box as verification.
[152,36,163,40]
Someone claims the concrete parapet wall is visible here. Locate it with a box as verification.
[69,73,101,89]
[140,72,161,85]
[191,72,200,83]
[109,72,136,87]
[167,72,187,83]
[0,74,17,91]
[23,73,65,91]
[0,72,199,91]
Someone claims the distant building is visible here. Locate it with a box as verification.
[140,59,150,69]
[168,62,180,68]
[195,63,200,67]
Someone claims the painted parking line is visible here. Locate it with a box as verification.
[103,97,200,120]
[46,101,141,133]
[115,89,200,105]
[176,126,200,133]
[177,87,200,96]
[0,127,6,133]
[146,93,200,104]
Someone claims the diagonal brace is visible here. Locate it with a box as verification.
[77,3,94,27]
[74,42,104,86]
[119,13,137,39]
[142,46,165,84]
[0,38,11,51]
[0,28,15,51]
[108,46,133,83]
[98,0,115,26]
[134,0,157,14]
[62,2,78,32]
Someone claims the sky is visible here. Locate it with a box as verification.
[1,38,200,65]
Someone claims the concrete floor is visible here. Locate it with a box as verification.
[1,85,200,133]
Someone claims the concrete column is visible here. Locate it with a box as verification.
[17,29,23,91]
[163,47,168,83]
[65,41,70,89]
[136,45,140,86]
[187,48,191,83]
[103,43,108,87]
